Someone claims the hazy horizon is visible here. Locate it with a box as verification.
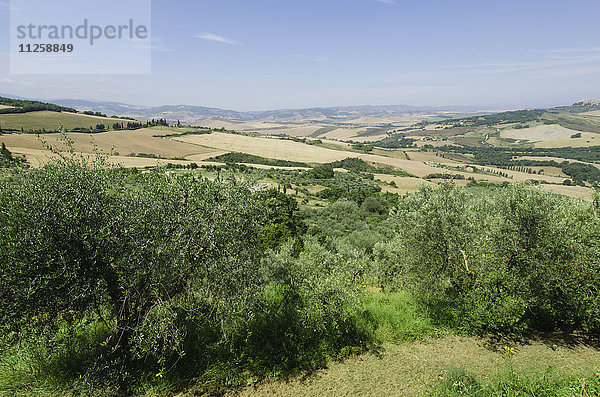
[1,0,599,111]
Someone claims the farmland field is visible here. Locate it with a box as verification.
[501,124,579,142]
[0,128,216,160]
[0,111,123,131]
[2,124,595,200]
[175,132,357,163]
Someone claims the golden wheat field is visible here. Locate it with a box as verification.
[175,132,355,163]
[534,132,599,148]
[501,124,578,142]
[500,124,600,148]
[540,184,595,200]
[0,128,216,159]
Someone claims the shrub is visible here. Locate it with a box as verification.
[377,183,600,333]
[0,159,370,393]
[0,164,271,390]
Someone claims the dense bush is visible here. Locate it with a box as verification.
[0,162,364,393]
[208,152,309,168]
[376,184,600,333]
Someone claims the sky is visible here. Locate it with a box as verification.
[0,0,599,111]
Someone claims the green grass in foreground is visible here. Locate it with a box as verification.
[360,290,441,343]
[2,290,599,396]
[0,290,437,396]
[430,364,600,397]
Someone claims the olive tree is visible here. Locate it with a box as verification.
[0,163,269,386]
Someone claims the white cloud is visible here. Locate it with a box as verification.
[129,36,174,52]
[546,47,600,54]
[151,37,174,52]
[0,77,15,84]
[194,33,240,45]
[373,0,396,4]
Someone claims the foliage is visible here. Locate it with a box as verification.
[306,163,334,179]
[0,153,376,393]
[351,143,374,152]
[425,173,465,180]
[207,152,309,168]
[256,189,307,251]
[83,111,108,117]
[0,163,274,389]
[361,196,385,214]
[0,96,77,114]
[561,162,600,184]
[376,183,600,333]
[327,157,412,176]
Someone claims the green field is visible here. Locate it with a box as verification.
[0,111,126,132]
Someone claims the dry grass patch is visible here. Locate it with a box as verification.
[534,132,599,148]
[175,133,353,163]
[374,175,432,194]
[1,128,214,162]
[501,124,586,143]
[405,151,462,164]
[540,184,595,201]
[230,335,600,397]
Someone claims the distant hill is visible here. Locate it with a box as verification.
[49,98,488,124]
[51,99,246,121]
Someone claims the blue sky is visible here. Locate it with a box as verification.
[0,0,599,110]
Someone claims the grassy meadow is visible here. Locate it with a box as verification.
[0,111,123,132]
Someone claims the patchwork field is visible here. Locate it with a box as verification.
[579,110,600,117]
[1,120,596,201]
[175,132,355,163]
[192,121,391,142]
